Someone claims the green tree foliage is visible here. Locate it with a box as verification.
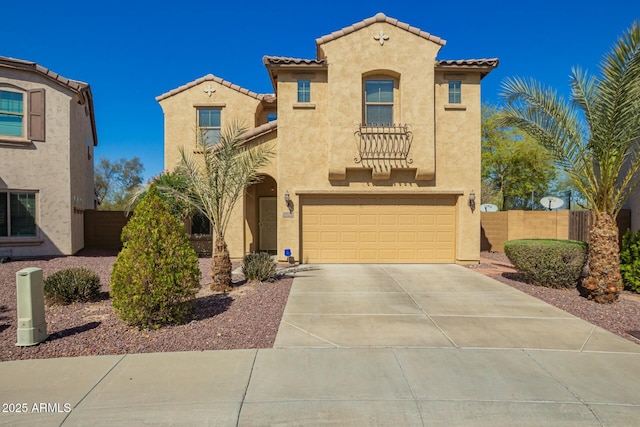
[481,103,556,209]
[500,21,640,302]
[128,170,196,221]
[95,156,144,210]
[179,122,274,291]
[620,229,640,293]
[110,185,201,329]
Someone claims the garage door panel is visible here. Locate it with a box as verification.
[302,196,456,263]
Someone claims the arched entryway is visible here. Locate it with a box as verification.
[245,175,278,254]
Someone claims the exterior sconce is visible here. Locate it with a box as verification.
[468,190,476,212]
[284,191,294,213]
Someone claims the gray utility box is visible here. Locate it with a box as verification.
[16,267,48,346]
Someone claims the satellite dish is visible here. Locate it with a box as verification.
[480,204,499,212]
[540,196,564,210]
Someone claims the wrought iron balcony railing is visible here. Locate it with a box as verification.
[354,124,413,164]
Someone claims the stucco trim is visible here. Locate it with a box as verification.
[315,13,447,48]
[295,189,464,195]
[156,74,275,102]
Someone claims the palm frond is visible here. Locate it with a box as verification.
[178,120,275,240]
[499,22,640,216]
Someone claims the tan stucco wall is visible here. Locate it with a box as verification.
[480,211,570,252]
[0,69,95,256]
[158,19,490,264]
[159,81,263,171]
[434,71,483,263]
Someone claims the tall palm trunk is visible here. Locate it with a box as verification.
[582,213,621,303]
[212,234,232,292]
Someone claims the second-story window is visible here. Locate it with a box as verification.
[365,80,394,125]
[448,81,462,104]
[198,108,221,145]
[0,90,24,137]
[297,80,310,103]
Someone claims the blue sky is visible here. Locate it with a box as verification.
[2,0,636,181]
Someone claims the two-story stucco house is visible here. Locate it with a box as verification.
[0,56,97,257]
[157,13,498,264]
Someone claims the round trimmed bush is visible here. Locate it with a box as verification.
[44,267,101,304]
[110,185,201,329]
[504,239,588,288]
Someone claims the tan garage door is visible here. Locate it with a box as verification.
[301,195,456,263]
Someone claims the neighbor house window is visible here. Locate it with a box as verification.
[0,88,45,141]
[365,80,394,125]
[190,212,211,235]
[0,192,37,237]
[0,90,24,137]
[297,80,310,103]
[198,108,221,145]
[448,81,462,104]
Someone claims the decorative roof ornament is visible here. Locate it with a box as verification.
[203,85,216,97]
[373,30,389,46]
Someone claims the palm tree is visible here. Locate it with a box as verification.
[179,122,274,291]
[499,21,640,303]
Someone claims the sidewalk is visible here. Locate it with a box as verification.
[1,264,639,426]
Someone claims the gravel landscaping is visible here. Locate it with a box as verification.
[0,250,292,361]
[1,250,639,362]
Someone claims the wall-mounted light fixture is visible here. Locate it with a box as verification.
[468,190,476,212]
[284,191,294,213]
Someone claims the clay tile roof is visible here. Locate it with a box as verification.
[262,56,327,66]
[436,58,499,78]
[241,120,277,143]
[436,58,500,68]
[0,55,88,92]
[155,73,275,102]
[315,12,446,46]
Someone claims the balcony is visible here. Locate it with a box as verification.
[354,124,413,164]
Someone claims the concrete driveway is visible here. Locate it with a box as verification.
[275,264,639,351]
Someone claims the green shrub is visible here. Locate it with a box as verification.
[242,252,276,282]
[44,267,100,304]
[620,229,640,293]
[110,185,201,329]
[504,239,588,288]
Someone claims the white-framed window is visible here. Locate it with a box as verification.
[448,81,462,104]
[297,80,310,103]
[364,79,394,125]
[0,191,37,237]
[0,90,24,137]
[197,108,221,145]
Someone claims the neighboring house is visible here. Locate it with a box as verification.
[0,56,97,257]
[157,13,498,264]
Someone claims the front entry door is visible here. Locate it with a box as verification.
[259,197,277,252]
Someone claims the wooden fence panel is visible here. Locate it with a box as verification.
[84,210,132,250]
[84,209,213,255]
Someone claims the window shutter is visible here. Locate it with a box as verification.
[28,89,45,141]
